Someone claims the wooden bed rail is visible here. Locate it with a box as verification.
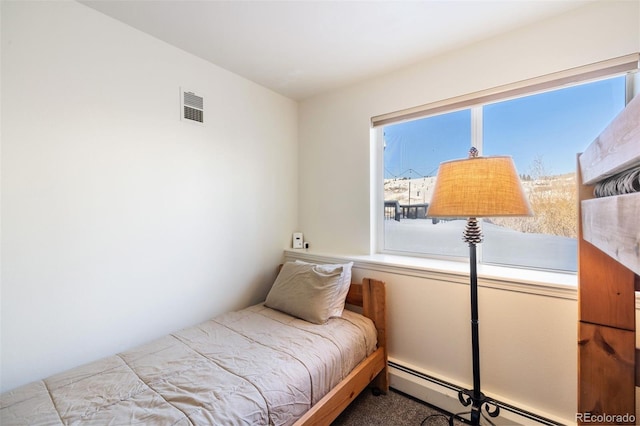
[636,349,640,388]
[295,347,386,425]
[578,93,640,276]
[295,277,388,426]
[579,93,640,185]
[275,268,387,426]
[346,278,387,355]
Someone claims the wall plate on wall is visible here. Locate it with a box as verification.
[293,232,303,249]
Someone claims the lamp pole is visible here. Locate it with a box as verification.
[470,239,481,423]
[457,217,499,426]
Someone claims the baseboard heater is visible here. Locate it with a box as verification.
[388,361,563,426]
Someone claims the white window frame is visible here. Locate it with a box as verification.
[372,54,639,270]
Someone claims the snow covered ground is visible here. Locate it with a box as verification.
[384,219,577,272]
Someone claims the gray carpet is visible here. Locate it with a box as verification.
[332,388,466,426]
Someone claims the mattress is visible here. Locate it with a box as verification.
[0,304,378,426]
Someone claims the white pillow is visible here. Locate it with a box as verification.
[265,261,343,324]
[295,260,353,317]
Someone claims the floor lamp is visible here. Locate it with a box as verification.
[427,148,532,426]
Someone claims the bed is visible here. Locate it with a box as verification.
[0,261,388,425]
[577,92,639,424]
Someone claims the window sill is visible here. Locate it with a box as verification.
[283,249,577,301]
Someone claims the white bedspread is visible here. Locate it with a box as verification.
[0,304,377,426]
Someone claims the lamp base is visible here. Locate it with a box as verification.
[452,388,500,426]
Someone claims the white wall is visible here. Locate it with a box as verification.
[0,1,298,392]
[297,1,639,424]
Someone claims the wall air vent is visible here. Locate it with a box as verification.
[181,88,204,124]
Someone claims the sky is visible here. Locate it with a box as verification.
[383,76,626,179]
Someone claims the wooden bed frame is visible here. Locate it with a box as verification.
[0,274,387,425]
[295,277,388,426]
[577,93,640,424]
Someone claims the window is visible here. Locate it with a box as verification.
[380,76,627,272]
[383,109,471,258]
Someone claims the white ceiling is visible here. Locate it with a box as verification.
[80,0,593,100]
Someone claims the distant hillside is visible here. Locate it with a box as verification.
[384,172,578,238]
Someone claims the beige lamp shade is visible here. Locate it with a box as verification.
[427,156,533,218]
